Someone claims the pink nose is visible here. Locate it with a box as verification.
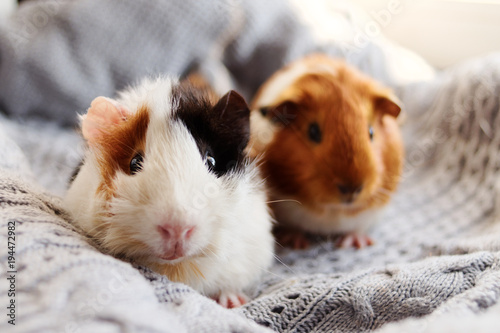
[157,224,196,261]
[157,224,195,241]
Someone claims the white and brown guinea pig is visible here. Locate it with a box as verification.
[64,76,274,308]
[249,54,404,249]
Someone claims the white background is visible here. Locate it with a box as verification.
[350,0,500,68]
[0,0,16,21]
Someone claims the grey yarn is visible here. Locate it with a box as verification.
[1,1,500,332]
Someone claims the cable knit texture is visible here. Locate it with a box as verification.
[1,0,500,332]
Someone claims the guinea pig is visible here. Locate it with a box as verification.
[64,76,274,308]
[249,54,404,249]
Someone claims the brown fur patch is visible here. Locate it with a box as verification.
[253,55,404,215]
[93,105,150,200]
[183,71,219,104]
[150,261,205,283]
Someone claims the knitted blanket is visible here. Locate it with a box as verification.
[1,1,500,332]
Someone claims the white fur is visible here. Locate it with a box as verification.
[272,200,383,235]
[255,60,310,108]
[64,77,274,298]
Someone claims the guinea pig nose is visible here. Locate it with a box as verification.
[157,224,196,241]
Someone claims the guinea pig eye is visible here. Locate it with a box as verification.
[308,122,322,143]
[369,126,374,141]
[130,153,144,175]
[204,151,216,171]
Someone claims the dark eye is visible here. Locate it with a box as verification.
[308,122,322,143]
[130,153,144,175]
[369,126,374,141]
[205,151,216,171]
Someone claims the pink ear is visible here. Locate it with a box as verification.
[81,97,129,143]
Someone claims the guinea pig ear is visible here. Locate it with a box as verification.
[81,97,130,144]
[260,101,299,126]
[373,92,402,118]
[212,90,250,145]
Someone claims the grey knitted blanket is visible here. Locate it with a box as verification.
[1,1,500,332]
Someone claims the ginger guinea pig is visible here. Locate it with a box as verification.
[64,77,274,308]
[249,54,404,249]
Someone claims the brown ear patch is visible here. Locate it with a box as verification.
[93,105,150,200]
[374,95,401,118]
[258,72,340,127]
[260,101,299,126]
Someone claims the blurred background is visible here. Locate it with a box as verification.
[350,0,500,68]
[0,0,16,20]
[1,0,499,69]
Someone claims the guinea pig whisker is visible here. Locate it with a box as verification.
[251,259,289,281]
[373,188,391,199]
[83,220,113,236]
[254,156,266,169]
[243,242,295,279]
[271,242,299,273]
[200,247,218,261]
[369,190,391,207]
[266,199,303,205]
[272,254,297,275]
[201,243,225,262]
[375,187,393,196]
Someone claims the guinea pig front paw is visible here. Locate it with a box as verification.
[335,232,374,249]
[214,291,248,308]
[274,226,310,249]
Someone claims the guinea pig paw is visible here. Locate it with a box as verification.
[274,228,310,249]
[215,291,248,308]
[336,233,374,249]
